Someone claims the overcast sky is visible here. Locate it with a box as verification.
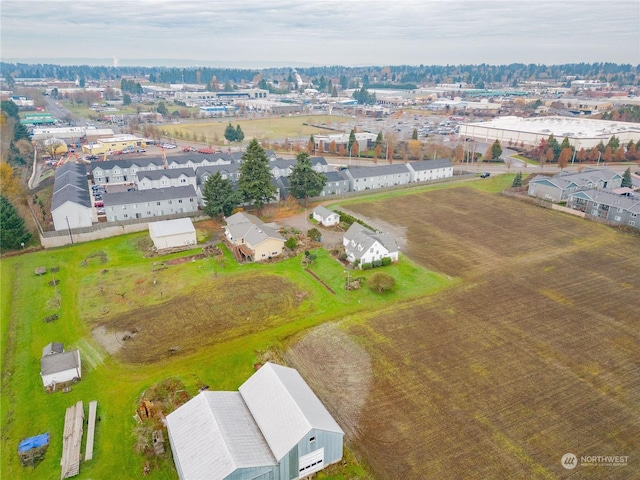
[2,0,639,68]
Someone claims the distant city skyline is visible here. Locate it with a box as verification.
[2,0,639,68]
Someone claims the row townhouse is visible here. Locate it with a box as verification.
[344,159,454,192]
[567,189,640,229]
[91,151,278,186]
[102,186,198,222]
[137,167,198,191]
[91,154,234,185]
[527,168,623,202]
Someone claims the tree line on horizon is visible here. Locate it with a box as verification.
[2,62,639,88]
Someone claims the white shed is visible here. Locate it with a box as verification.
[148,218,197,251]
[312,206,340,227]
[40,348,81,389]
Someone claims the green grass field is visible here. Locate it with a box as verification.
[1,223,450,479]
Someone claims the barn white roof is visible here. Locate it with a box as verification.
[166,392,276,480]
[239,362,344,461]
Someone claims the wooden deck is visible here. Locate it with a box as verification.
[61,401,84,479]
[84,401,98,461]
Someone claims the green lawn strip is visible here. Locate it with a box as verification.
[2,228,451,479]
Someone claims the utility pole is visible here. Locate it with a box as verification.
[65,216,74,244]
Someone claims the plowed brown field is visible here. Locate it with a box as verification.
[288,187,640,479]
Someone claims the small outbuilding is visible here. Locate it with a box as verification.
[40,344,81,390]
[312,205,341,227]
[148,218,197,252]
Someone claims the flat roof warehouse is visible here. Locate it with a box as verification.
[459,116,640,149]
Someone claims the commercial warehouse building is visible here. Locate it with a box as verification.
[458,116,640,149]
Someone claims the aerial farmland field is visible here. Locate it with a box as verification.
[2,181,638,479]
[288,187,640,479]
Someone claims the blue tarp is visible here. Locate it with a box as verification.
[18,433,49,453]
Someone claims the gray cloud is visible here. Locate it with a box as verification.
[2,0,638,66]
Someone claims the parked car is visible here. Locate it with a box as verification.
[480,172,491,178]
[93,194,102,200]
[94,201,104,208]
[96,208,106,215]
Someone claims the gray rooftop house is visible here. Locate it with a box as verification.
[343,222,399,268]
[103,185,198,222]
[223,212,284,262]
[166,362,344,480]
[137,167,197,191]
[528,168,623,202]
[407,158,454,182]
[51,162,93,231]
[567,189,640,229]
[344,164,412,191]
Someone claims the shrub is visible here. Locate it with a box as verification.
[372,259,383,268]
[307,227,322,241]
[381,257,392,266]
[368,272,396,293]
[361,262,373,270]
[285,237,298,250]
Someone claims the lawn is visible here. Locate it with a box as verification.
[160,114,350,144]
[1,223,449,479]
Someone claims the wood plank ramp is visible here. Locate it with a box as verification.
[60,400,84,479]
[84,401,98,461]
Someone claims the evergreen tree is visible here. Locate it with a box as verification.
[348,129,356,154]
[156,101,168,116]
[374,132,383,148]
[201,172,240,217]
[621,167,633,188]
[288,152,327,206]
[224,123,237,142]
[235,125,245,142]
[491,139,503,160]
[412,128,418,140]
[547,135,561,160]
[0,195,31,252]
[511,172,523,187]
[238,139,277,209]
